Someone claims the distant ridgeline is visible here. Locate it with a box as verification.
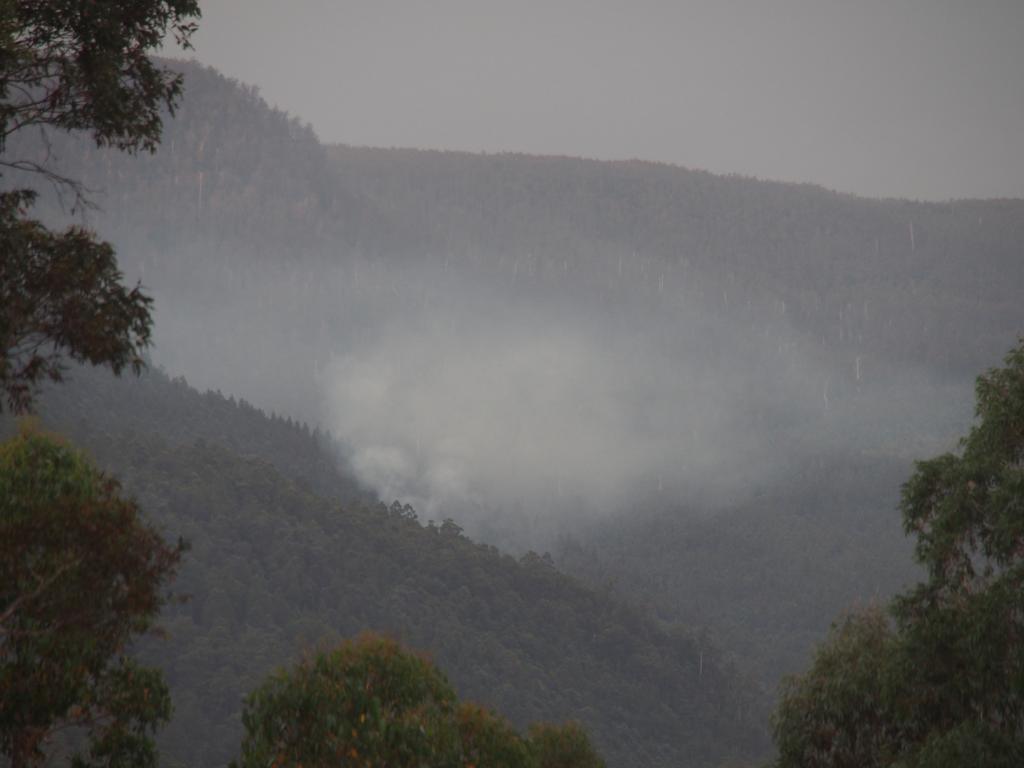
[4,367,769,768]
[10,59,1023,386]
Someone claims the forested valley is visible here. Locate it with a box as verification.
[4,363,766,767]
[4,55,1023,768]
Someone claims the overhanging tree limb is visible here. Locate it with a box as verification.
[0,0,201,414]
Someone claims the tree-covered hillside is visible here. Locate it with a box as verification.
[7,58,1021,756]
[327,145,1024,379]
[556,449,921,688]
[6,368,768,768]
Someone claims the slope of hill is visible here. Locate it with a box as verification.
[556,448,922,687]
[6,369,769,768]
[33,364,368,506]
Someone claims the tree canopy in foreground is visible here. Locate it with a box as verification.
[0,189,153,413]
[233,633,605,768]
[0,429,184,768]
[0,0,200,413]
[770,339,1024,768]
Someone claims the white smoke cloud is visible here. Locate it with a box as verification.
[320,264,812,545]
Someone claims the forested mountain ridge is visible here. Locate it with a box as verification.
[6,58,1022,760]
[327,144,1023,379]
[23,364,369,506]
[13,59,1023,387]
[4,368,769,768]
[8,60,340,257]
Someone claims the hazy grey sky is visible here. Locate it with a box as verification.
[181,1,1023,200]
